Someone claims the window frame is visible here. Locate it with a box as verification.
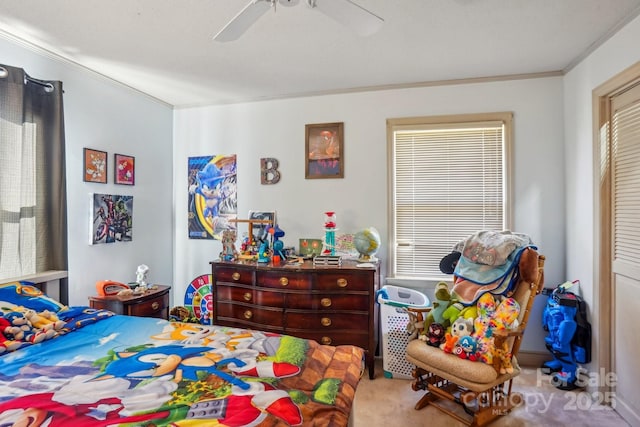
[386,112,514,282]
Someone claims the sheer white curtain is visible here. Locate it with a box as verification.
[0,64,67,280]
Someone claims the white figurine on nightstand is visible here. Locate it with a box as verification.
[135,264,149,292]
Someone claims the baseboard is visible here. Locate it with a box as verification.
[614,396,640,427]
[517,350,549,368]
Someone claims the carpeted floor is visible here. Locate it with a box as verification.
[351,359,629,427]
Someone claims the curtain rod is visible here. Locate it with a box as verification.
[25,74,55,92]
[0,66,56,92]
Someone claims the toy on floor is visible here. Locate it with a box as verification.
[541,281,591,390]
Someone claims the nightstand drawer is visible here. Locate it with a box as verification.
[88,285,171,320]
[127,293,168,317]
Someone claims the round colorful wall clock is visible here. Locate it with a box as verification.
[184,274,213,325]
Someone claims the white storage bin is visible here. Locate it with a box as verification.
[376,285,430,379]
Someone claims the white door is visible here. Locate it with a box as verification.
[609,82,640,424]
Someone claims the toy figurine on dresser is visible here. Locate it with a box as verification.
[220,229,239,262]
[257,239,270,263]
[323,211,337,255]
[268,224,287,260]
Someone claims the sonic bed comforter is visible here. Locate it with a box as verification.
[0,288,364,426]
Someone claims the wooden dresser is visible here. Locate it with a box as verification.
[211,260,380,379]
[88,285,170,319]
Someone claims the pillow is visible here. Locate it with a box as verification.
[0,281,66,313]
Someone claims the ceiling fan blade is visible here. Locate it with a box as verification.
[308,0,383,36]
[213,0,273,42]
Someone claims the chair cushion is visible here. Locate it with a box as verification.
[406,340,499,384]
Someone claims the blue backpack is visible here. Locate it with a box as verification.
[543,284,592,364]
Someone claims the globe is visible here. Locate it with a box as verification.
[354,227,381,262]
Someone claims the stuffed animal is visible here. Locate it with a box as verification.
[471,292,497,363]
[492,342,514,374]
[22,308,64,333]
[0,315,23,353]
[441,301,464,328]
[404,308,423,341]
[455,335,478,361]
[3,311,48,343]
[440,332,459,353]
[424,282,453,330]
[450,317,474,338]
[471,293,520,367]
[426,322,445,347]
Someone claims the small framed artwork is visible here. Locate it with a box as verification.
[305,122,344,179]
[114,153,135,185]
[83,148,107,183]
[89,193,133,244]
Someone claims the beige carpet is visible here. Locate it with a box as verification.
[351,359,629,427]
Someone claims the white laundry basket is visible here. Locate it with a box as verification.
[376,285,430,379]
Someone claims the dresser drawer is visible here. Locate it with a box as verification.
[214,266,254,285]
[217,284,285,307]
[286,293,369,311]
[127,293,169,318]
[315,272,371,291]
[217,303,284,328]
[257,271,312,290]
[286,311,369,331]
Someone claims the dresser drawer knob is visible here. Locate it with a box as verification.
[321,317,332,327]
[243,310,253,320]
[279,277,289,286]
[151,302,159,310]
[243,292,252,301]
[321,336,332,345]
[337,278,348,288]
[232,272,240,281]
[321,298,332,307]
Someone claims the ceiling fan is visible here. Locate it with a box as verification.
[213,0,384,42]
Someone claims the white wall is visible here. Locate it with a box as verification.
[1,37,174,306]
[564,13,640,382]
[173,76,566,352]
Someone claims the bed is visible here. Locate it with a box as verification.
[0,281,365,426]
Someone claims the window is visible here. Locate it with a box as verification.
[387,112,512,280]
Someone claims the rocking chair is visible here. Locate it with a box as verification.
[405,248,545,427]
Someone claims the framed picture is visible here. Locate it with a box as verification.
[305,122,344,179]
[114,153,135,185]
[83,148,107,183]
[89,193,133,244]
[248,211,276,244]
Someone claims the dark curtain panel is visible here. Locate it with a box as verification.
[0,64,67,278]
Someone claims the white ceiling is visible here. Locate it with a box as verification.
[1,0,639,108]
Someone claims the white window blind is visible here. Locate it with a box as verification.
[388,113,512,279]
